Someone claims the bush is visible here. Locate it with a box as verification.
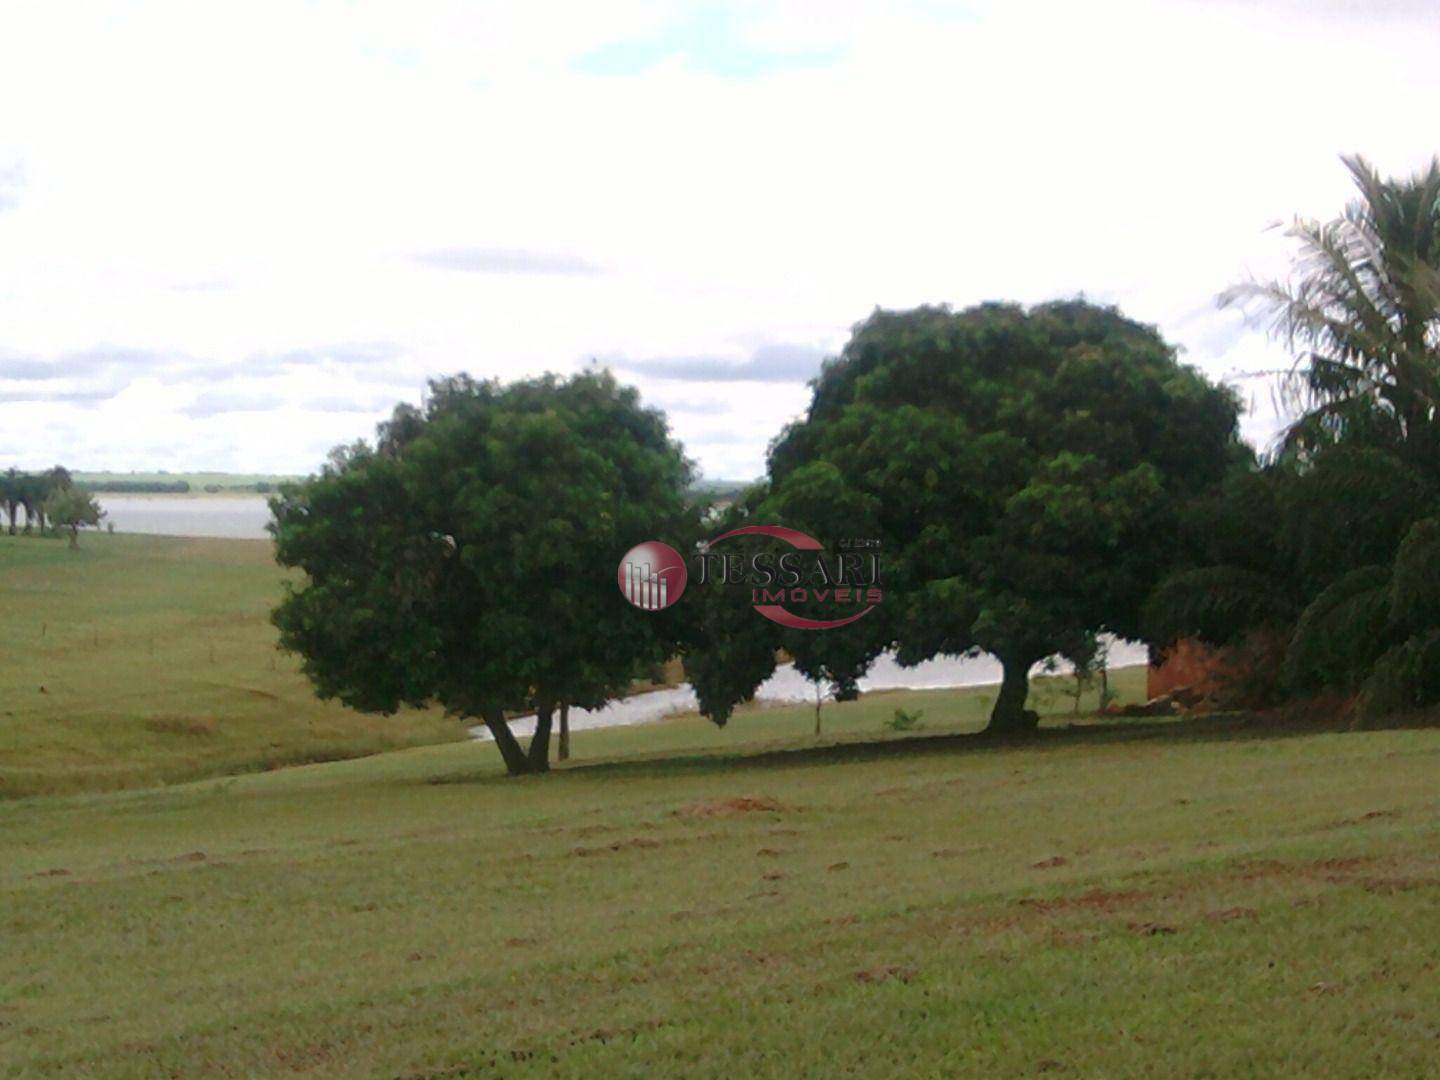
[884,707,924,732]
[1283,565,1393,692]
[1389,516,1440,636]
[1359,630,1440,720]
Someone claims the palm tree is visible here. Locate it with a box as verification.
[1222,154,1440,470]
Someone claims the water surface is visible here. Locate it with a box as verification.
[472,639,1150,739]
[97,495,272,539]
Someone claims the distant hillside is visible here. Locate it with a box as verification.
[72,471,301,495]
[688,477,758,502]
[73,471,756,499]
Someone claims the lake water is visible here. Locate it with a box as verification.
[98,495,273,539]
[470,638,1151,740]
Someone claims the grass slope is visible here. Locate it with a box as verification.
[2,704,1437,1076]
[0,533,464,797]
[6,531,1437,1074]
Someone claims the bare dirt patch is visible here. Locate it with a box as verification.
[1357,876,1440,895]
[1018,889,1152,915]
[854,964,919,984]
[1205,906,1259,923]
[568,824,620,838]
[571,837,662,857]
[1128,921,1179,936]
[679,796,790,817]
[1324,809,1401,829]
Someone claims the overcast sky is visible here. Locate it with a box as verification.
[2,0,1438,480]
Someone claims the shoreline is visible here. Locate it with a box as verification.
[472,655,1151,741]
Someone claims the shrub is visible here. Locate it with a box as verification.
[1359,630,1440,720]
[884,707,924,732]
[1389,516,1440,636]
[1283,565,1393,692]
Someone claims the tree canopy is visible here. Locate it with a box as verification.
[43,484,103,548]
[2,466,74,535]
[270,371,696,774]
[686,299,1243,732]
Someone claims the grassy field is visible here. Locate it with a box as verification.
[4,531,1438,1075]
[3,701,1438,1076]
[0,533,464,797]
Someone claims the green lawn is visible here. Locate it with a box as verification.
[0,533,464,798]
[3,706,1438,1076]
[4,531,1438,1076]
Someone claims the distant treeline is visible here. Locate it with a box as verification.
[86,480,193,493]
[84,480,277,494]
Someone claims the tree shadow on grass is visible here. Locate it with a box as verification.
[540,709,1440,783]
[425,707,1440,788]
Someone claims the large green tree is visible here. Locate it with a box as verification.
[270,371,695,775]
[689,300,1243,733]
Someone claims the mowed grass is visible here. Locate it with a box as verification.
[3,697,1439,1076]
[0,533,465,797]
[4,532,1439,1075]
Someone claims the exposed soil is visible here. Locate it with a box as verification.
[679,795,790,817]
[854,964,919,984]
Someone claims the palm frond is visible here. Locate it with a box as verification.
[1221,154,1440,462]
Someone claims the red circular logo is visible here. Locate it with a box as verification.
[618,541,687,610]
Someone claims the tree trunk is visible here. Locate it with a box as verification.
[987,655,1039,735]
[482,710,532,775]
[68,525,78,549]
[558,703,570,761]
[527,706,553,773]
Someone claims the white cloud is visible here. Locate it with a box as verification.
[410,248,604,275]
[0,0,1436,477]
